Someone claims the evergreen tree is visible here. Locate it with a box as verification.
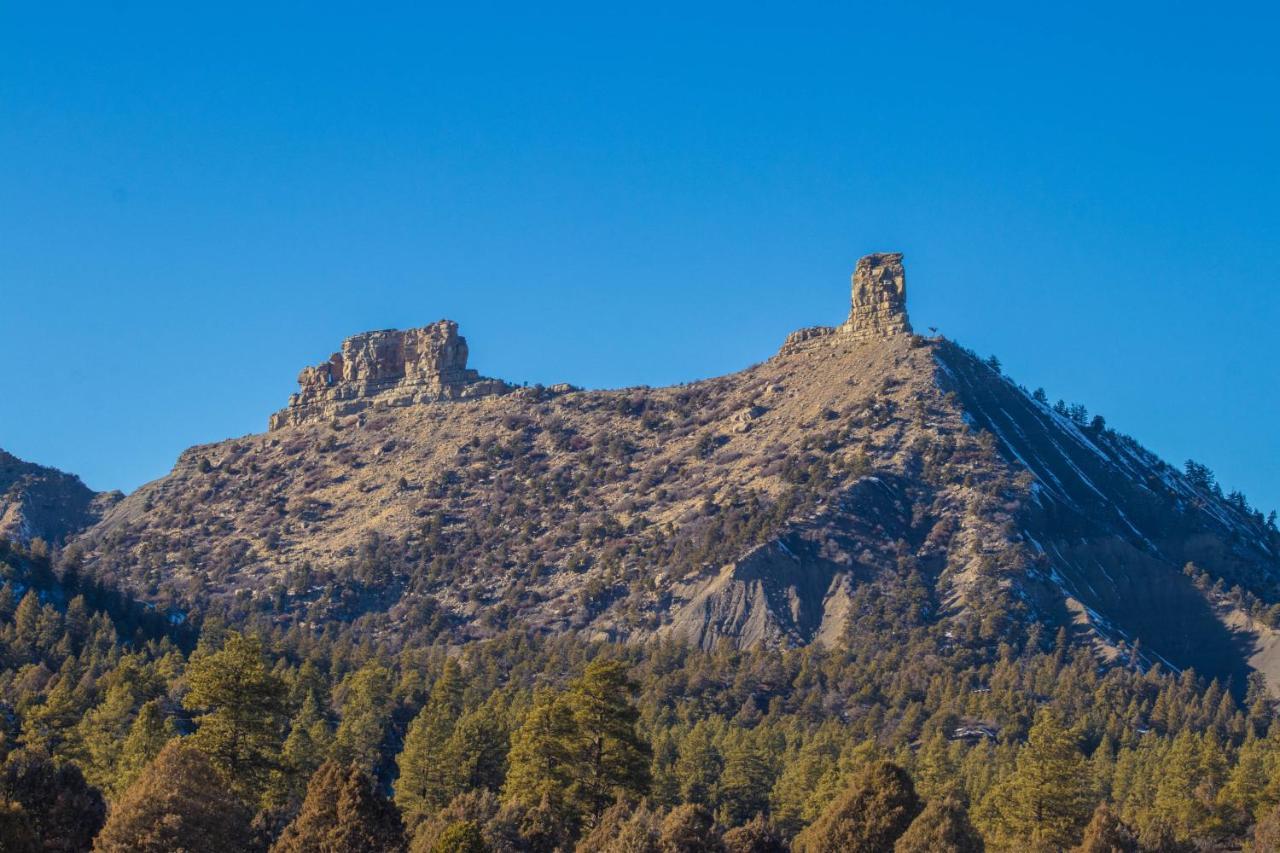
[0,749,105,853]
[1072,802,1137,853]
[674,721,723,808]
[565,659,652,821]
[660,803,724,852]
[395,661,470,827]
[717,737,773,827]
[721,813,786,853]
[501,690,580,825]
[184,632,288,803]
[980,709,1094,851]
[894,797,984,853]
[1252,802,1280,853]
[271,691,333,808]
[428,820,488,853]
[116,699,175,795]
[792,760,923,853]
[74,679,137,793]
[272,760,407,853]
[407,789,506,853]
[332,661,394,771]
[574,800,661,853]
[93,740,254,853]
[0,801,39,853]
[443,704,509,796]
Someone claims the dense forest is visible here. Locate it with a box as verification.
[5,533,1280,852]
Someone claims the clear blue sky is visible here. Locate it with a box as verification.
[2,3,1277,514]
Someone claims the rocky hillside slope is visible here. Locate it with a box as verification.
[68,254,1280,691]
[0,450,120,546]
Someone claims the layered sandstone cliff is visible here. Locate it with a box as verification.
[269,320,511,429]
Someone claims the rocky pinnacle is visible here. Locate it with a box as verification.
[844,252,911,340]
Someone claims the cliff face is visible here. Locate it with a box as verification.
[269,320,511,430]
[844,252,911,340]
[0,451,120,546]
[67,253,1280,691]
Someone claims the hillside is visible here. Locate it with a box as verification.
[70,253,1280,692]
[0,449,120,547]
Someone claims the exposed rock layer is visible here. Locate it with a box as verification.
[65,253,1280,693]
[0,450,120,546]
[269,321,511,429]
[781,252,912,353]
[843,252,911,340]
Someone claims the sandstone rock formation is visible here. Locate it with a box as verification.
[843,252,911,340]
[269,320,511,429]
[780,252,912,353]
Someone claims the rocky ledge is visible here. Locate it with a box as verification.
[268,320,511,430]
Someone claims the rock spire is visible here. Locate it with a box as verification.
[780,252,912,352]
[843,252,911,340]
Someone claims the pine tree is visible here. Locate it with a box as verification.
[501,690,580,823]
[674,721,723,808]
[1071,802,1137,853]
[564,659,652,821]
[93,740,254,853]
[894,796,983,853]
[718,737,774,826]
[660,803,724,852]
[0,749,105,853]
[574,800,661,853]
[442,704,509,796]
[184,632,288,803]
[332,661,394,771]
[721,813,786,853]
[272,760,407,853]
[115,699,175,795]
[980,709,1094,851]
[792,760,923,853]
[1252,802,1280,853]
[428,820,488,853]
[396,660,469,827]
[74,679,137,793]
[0,801,38,853]
[270,692,333,809]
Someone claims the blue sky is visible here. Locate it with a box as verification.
[2,2,1277,514]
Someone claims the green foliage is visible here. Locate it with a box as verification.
[894,797,984,853]
[396,660,469,827]
[429,820,488,853]
[93,740,253,853]
[565,659,653,820]
[978,709,1095,851]
[272,760,406,853]
[4,535,1280,851]
[332,661,394,771]
[792,761,922,853]
[1072,802,1137,853]
[184,632,288,804]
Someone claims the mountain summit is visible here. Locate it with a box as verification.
[67,254,1280,692]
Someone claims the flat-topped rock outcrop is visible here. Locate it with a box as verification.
[269,320,511,429]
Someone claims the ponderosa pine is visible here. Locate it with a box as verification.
[792,760,922,853]
[92,740,253,853]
